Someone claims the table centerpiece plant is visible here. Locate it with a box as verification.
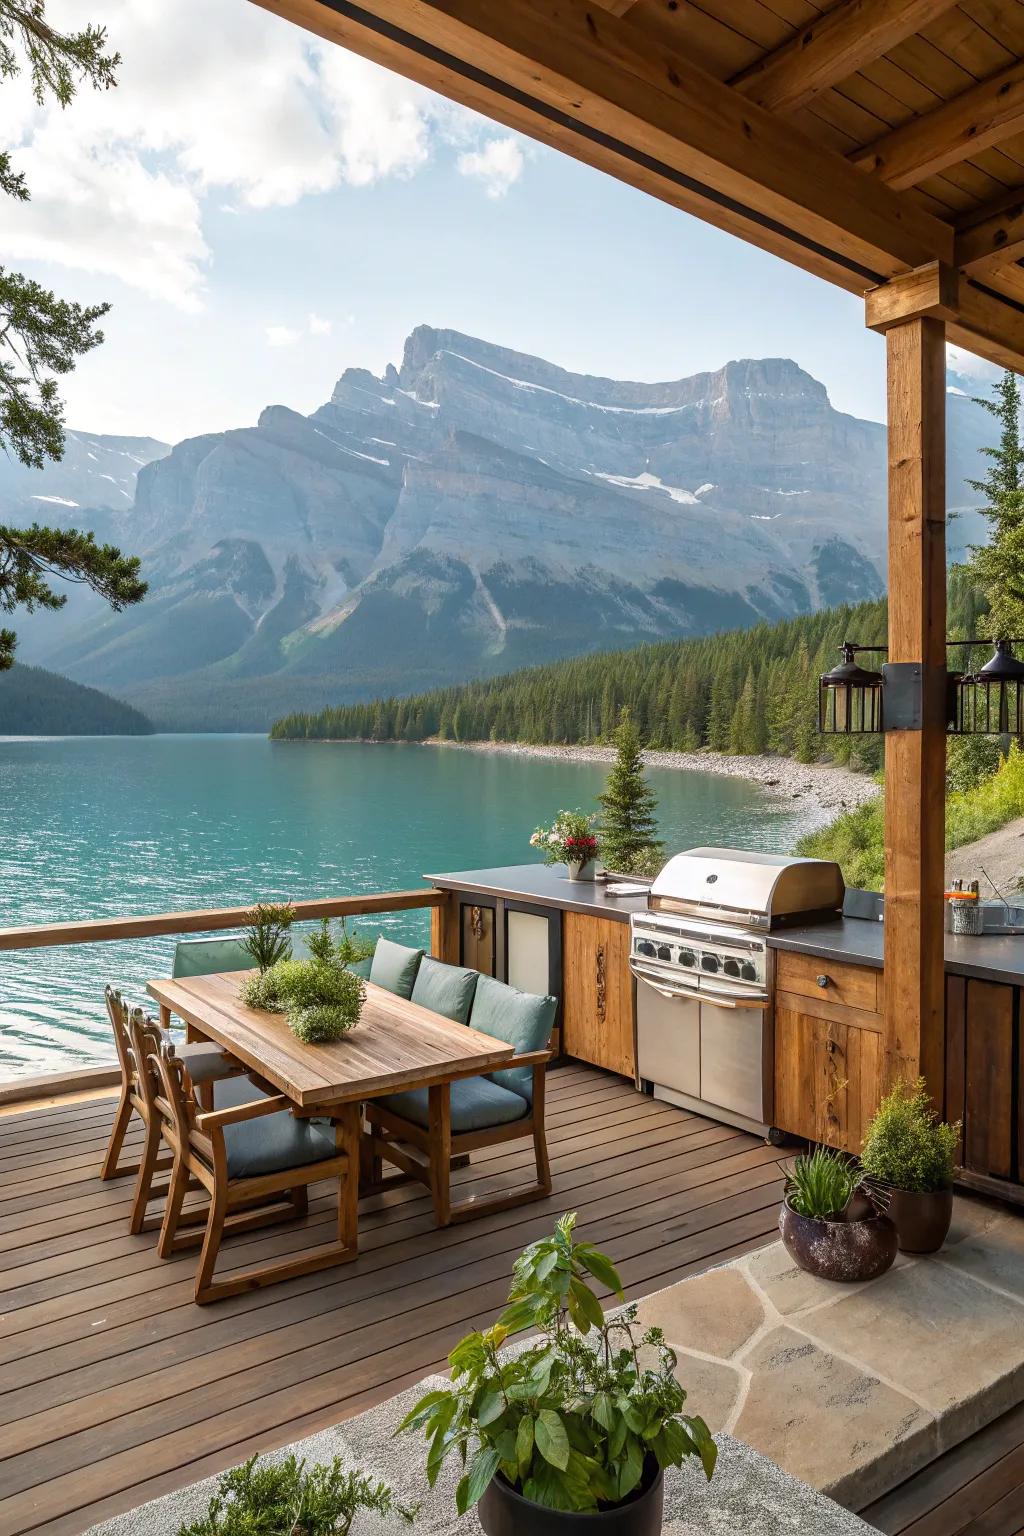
[780,1147,897,1283]
[399,1212,716,1536]
[241,918,366,1044]
[241,902,296,972]
[860,1078,960,1253]
[530,810,600,881]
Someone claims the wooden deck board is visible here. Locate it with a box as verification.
[0,1065,785,1536]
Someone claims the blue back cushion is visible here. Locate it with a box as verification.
[470,973,556,1102]
[369,937,423,998]
[172,936,251,978]
[411,956,479,1024]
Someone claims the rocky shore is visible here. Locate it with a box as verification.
[439,740,879,830]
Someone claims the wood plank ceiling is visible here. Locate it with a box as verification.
[250,0,1024,373]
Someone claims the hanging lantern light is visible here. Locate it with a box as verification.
[818,642,885,735]
[955,638,1024,736]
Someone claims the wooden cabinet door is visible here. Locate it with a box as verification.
[774,1005,882,1152]
[562,912,634,1077]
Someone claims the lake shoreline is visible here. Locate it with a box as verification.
[430,740,878,830]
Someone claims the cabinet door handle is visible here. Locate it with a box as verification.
[816,974,830,989]
[596,945,606,1023]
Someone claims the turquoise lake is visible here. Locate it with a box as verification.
[0,735,809,1079]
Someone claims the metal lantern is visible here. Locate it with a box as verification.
[818,642,884,735]
[954,638,1024,736]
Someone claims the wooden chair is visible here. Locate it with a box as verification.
[149,1026,361,1304]
[364,1049,553,1226]
[99,986,238,1233]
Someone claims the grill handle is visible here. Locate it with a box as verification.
[629,957,768,1009]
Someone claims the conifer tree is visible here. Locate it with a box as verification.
[597,708,664,876]
[967,370,1024,640]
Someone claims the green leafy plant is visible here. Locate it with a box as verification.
[530,809,599,867]
[861,1078,960,1193]
[400,1213,716,1516]
[177,1452,414,1536]
[306,917,375,970]
[785,1148,860,1220]
[598,708,664,876]
[242,902,295,973]
[241,950,366,1045]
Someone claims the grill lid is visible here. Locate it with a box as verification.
[649,847,844,924]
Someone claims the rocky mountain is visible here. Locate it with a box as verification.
[0,428,169,519]
[16,328,994,731]
[0,663,153,735]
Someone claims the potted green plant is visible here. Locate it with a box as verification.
[780,1148,897,1282]
[531,810,600,881]
[860,1078,960,1253]
[241,902,295,972]
[242,918,366,1043]
[178,1451,414,1535]
[400,1213,716,1535]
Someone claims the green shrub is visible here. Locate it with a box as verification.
[241,956,365,1043]
[400,1212,715,1516]
[178,1453,413,1536]
[241,902,295,973]
[861,1079,960,1192]
[797,793,885,891]
[785,1149,859,1220]
[240,967,283,1013]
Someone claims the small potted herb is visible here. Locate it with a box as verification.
[780,1148,897,1283]
[531,810,600,881]
[861,1078,960,1253]
[178,1452,414,1535]
[400,1213,716,1535]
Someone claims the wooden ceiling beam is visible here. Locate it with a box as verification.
[730,0,960,115]
[955,189,1024,276]
[852,57,1024,190]
[949,281,1024,375]
[252,0,953,291]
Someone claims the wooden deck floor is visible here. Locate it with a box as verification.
[0,1062,788,1536]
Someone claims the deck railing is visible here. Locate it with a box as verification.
[0,887,443,1106]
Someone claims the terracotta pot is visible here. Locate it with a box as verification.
[886,1186,954,1253]
[779,1198,898,1283]
[479,1457,664,1536]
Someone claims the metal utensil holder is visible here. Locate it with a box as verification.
[949,898,983,936]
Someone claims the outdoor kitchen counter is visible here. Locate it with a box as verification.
[426,863,649,921]
[769,915,1024,988]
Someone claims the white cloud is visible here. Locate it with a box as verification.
[457,137,525,198]
[308,314,332,336]
[0,0,503,308]
[946,345,1000,385]
[265,325,302,348]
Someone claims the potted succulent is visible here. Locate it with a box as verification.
[400,1213,716,1535]
[780,1147,897,1283]
[860,1078,960,1253]
[531,810,600,881]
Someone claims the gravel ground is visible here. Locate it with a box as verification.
[441,740,879,827]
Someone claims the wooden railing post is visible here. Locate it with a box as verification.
[882,313,947,1096]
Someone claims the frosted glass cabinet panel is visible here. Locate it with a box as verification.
[507,910,552,996]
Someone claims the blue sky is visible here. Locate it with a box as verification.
[0,0,994,446]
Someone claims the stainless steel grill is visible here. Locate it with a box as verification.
[631,848,844,1135]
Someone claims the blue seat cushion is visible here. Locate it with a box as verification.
[411,956,478,1024]
[212,1075,336,1179]
[369,938,423,998]
[172,936,251,978]
[377,1075,529,1134]
[470,973,557,1102]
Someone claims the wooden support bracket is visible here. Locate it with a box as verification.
[865,262,959,333]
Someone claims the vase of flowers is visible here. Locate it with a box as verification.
[531,810,599,880]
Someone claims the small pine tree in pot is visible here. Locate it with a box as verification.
[598,710,665,879]
[861,1079,960,1253]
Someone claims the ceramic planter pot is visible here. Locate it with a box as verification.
[886,1186,954,1253]
[478,1457,664,1536]
[565,859,596,881]
[779,1198,898,1283]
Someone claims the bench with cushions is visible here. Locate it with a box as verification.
[362,937,557,1225]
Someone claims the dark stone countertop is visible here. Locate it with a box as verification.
[427,864,1024,988]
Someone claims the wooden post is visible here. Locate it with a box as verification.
[883,315,947,1096]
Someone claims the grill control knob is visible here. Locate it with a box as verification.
[741,961,758,982]
[635,940,655,957]
[723,958,740,978]
[657,945,672,961]
[678,949,696,968]
[701,954,720,973]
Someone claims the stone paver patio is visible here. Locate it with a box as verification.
[636,1194,1024,1510]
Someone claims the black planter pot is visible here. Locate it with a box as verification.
[886,1186,954,1253]
[478,1456,664,1536]
[779,1198,898,1283]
